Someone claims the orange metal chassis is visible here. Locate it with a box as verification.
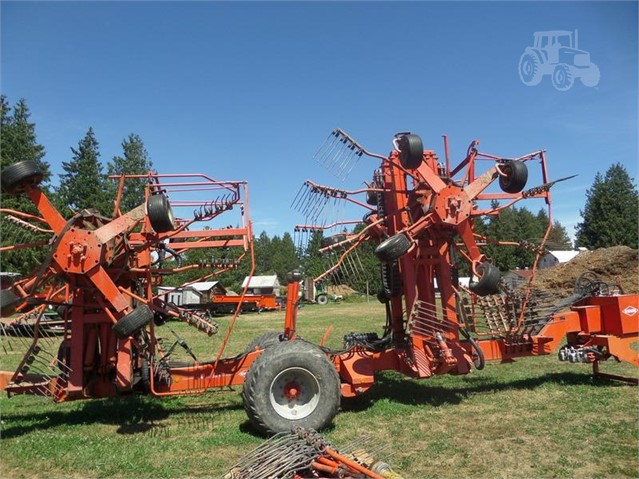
[2,138,637,408]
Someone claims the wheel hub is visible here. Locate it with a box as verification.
[283,381,301,400]
[269,366,321,420]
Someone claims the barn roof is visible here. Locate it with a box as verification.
[190,281,226,293]
[242,275,280,288]
[546,250,581,263]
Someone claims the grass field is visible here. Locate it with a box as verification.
[1,301,637,478]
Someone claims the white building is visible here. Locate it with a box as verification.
[157,286,202,306]
[242,275,281,296]
[157,281,227,305]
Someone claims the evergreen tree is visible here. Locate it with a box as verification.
[57,128,111,215]
[301,230,326,280]
[575,164,639,249]
[254,231,272,274]
[108,134,153,212]
[0,97,50,274]
[0,98,48,178]
[272,232,300,283]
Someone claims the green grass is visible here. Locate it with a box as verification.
[1,302,637,478]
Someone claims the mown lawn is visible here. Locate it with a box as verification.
[1,301,637,478]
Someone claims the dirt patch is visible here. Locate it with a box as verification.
[531,246,638,296]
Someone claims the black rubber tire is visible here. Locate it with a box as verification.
[375,233,411,263]
[498,160,528,194]
[316,294,329,305]
[397,134,424,169]
[113,304,154,338]
[287,270,303,282]
[0,290,22,317]
[1,160,44,195]
[147,194,175,233]
[376,288,391,304]
[244,331,285,353]
[322,234,347,248]
[362,210,376,225]
[140,359,151,390]
[366,190,378,206]
[469,263,501,297]
[381,261,402,297]
[242,340,340,435]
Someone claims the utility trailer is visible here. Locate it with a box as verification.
[1,130,637,443]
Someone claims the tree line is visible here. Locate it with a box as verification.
[1,96,637,293]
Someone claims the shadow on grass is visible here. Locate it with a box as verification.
[342,371,627,412]
[1,393,244,439]
[2,371,629,439]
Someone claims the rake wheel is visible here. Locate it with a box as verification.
[147,194,175,233]
[397,134,424,169]
[113,304,154,338]
[1,160,44,195]
[375,233,411,263]
[499,160,528,194]
[469,263,501,297]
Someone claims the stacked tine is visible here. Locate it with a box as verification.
[314,128,365,180]
[223,427,402,479]
[291,182,348,229]
[408,300,458,338]
[2,308,70,401]
[320,239,369,287]
[223,430,319,479]
[193,191,240,220]
[293,225,321,253]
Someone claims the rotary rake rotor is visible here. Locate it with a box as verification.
[0,160,256,400]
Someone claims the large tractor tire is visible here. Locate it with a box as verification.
[397,134,424,170]
[242,340,340,435]
[498,160,528,194]
[0,290,22,317]
[375,233,411,263]
[316,294,329,305]
[469,263,501,297]
[147,194,175,233]
[244,331,285,354]
[113,304,154,338]
[518,52,543,86]
[1,160,44,195]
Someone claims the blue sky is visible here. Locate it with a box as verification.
[2,1,637,242]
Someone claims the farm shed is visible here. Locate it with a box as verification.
[157,286,202,306]
[190,281,228,301]
[242,275,281,296]
[539,250,584,269]
[157,281,227,306]
[502,269,534,289]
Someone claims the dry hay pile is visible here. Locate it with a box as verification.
[531,246,638,297]
[327,284,357,296]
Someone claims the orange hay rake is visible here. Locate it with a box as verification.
[1,126,637,457]
[0,162,257,400]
